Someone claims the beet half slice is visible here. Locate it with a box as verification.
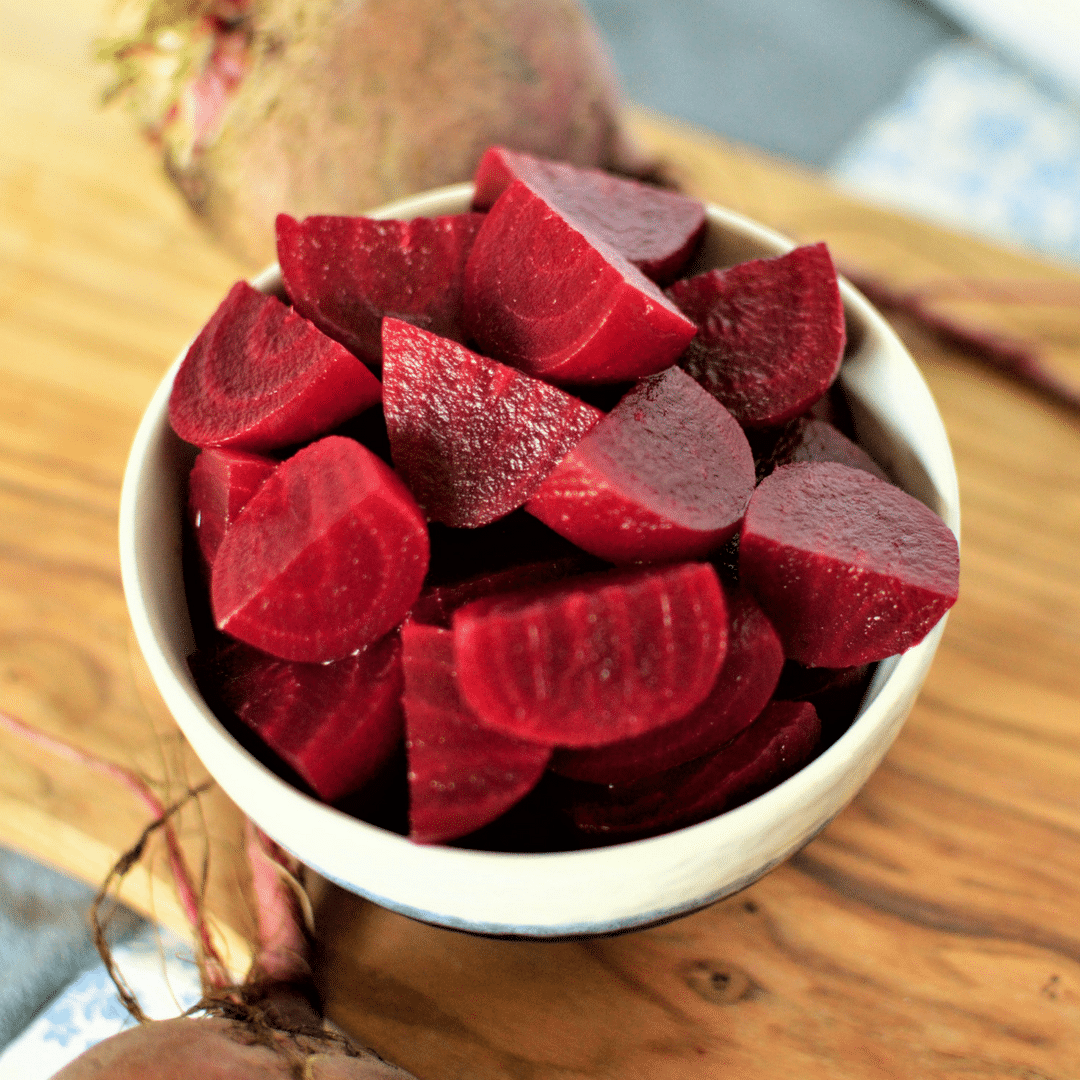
[276,212,484,366]
[464,180,698,384]
[193,634,404,803]
[212,435,429,663]
[188,447,277,568]
[739,461,960,667]
[471,146,706,284]
[402,622,551,844]
[381,319,602,527]
[451,562,728,747]
[552,585,785,784]
[669,243,846,428]
[169,280,383,451]
[568,700,821,839]
[526,367,755,563]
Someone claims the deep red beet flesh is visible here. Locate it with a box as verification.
[471,145,706,283]
[669,243,846,428]
[526,366,755,562]
[739,461,959,667]
[381,319,602,527]
[464,180,698,384]
[451,562,728,747]
[169,280,383,451]
[211,435,429,663]
[401,622,551,843]
[277,211,484,366]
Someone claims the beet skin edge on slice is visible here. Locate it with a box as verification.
[402,621,551,845]
[451,561,728,748]
[669,243,846,428]
[526,366,755,563]
[464,179,698,384]
[212,435,430,663]
[169,280,383,451]
[381,319,602,527]
[739,461,959,668]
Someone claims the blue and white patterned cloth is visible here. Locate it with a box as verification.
[831,39,1080,266]
[0,924,202,1078]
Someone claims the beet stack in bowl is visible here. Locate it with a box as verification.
[120,150,959,937]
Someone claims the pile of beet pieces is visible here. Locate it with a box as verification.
[174,146,960,849]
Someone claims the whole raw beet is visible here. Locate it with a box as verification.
[101,0,651,267]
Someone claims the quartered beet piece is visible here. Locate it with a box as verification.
[669,243,846,428]
[276,212,484,366]
[451,561,728,747]
[212,436,429,663]
[471,146,706,284]
[401,622,551,844]
[169,280,383,451]
[552,585,784,785]
[740,461,960,667]
[463,180,698,384]
[193,634,404,803]
[187,447,277,568]
[526,367,755,563]
[568,699,821,840]
[381,319,603,527]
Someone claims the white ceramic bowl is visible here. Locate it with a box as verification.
[120,183,959,938]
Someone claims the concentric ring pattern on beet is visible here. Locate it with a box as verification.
[172,146,959,850]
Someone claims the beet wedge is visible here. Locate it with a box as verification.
[463,180,698,384]
[739,461,959,667]
[552,585,784,785]
[381,319,603,527]
[471,146,706,284]
[212,435,429,663]
[568,700,821,839]
[526,367,755,563]
[276,211,485,366]
[451,562,728,747]
[669,243,846,428]
[188,447,277,568]
[169,280,383,451]
[402,622,551,844]
[192,634,404,803]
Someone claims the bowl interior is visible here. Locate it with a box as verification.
[120,184,959,938]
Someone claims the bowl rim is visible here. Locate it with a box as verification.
[120,183,959,937]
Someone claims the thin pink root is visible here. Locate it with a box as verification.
[842,267,1080,414]
[0,709,231,990]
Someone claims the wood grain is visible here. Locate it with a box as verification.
[1,4,1078,1077]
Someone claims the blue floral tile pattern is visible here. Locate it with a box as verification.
[0,924,202,1078]
[830,40,1080,266]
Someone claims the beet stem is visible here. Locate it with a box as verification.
[0,708,232,990]
[840,266,1080,415]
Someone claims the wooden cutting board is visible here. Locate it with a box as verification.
[1,2,1078,1076]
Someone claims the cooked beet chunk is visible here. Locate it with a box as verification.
[739,461,959,666]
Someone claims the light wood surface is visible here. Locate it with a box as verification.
[2,2,1078,1077]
